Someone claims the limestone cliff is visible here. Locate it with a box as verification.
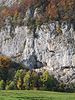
[0,0,75,83]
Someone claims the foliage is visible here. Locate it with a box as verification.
[0,56,16,81]
[14,69,25,90]
[39,70,58,91]
[0,80,5,90]
[0,56,11,68]
[6,81,17,90]
[0,68,8,81]
[0,0,75,30]
[14,70,59,91]
[23,71,31,89]
[58,83,75,92]
[0,56,75,92]
[0,64,75,92]
[46,0,75,21]
[30,71,39,89]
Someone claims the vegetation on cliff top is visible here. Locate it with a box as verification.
[0,0,75,29]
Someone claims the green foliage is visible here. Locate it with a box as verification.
[58,83,75,92]
[14,69,25,90]
[23,71,31,90]
[40,70,58,91]
[7,68,16,81]
[0,80,5,90]
[0,68,8,81]
[30,71,38,89]
[0,59,75,92]
[15,69,25,80]
[6,81,16,90]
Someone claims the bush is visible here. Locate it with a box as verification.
[58,83,75,92]
[40,70,58,90]
[0,80,5,90]
[6,81,17,90]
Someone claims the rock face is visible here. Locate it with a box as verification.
[0,0,75,83]
[0,0,18,7]
[1,21,75,83]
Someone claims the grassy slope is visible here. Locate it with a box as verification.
[0,90,75,100]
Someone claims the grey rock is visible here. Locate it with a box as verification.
[0,17,75,83]
[0,0,20,7]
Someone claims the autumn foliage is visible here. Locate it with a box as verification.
[46,0,75,20]
[0,56,11,68]
[0,0,75,29]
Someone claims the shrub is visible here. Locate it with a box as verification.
[0,80,5,90]
[58,83,75,92]
[6,81,17,90]
[40,70,58,90]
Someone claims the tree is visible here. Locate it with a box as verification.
[0,56,13,82]
[30,71,38,89]
[40,70,58,90]
[14,69,25,90]
[40,70,49,90]
[23,71,31,90]
[0,56,11,68]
